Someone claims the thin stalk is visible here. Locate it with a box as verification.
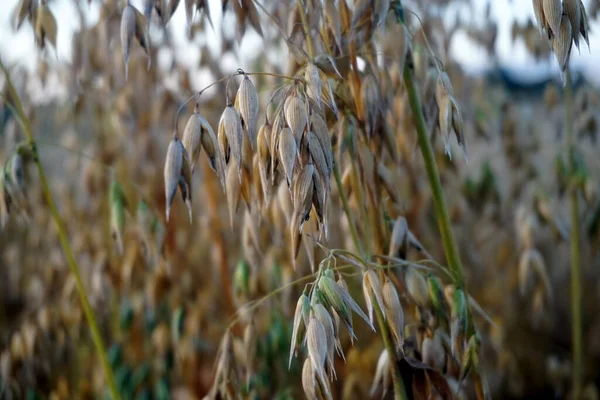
[375,303,408,400]
[565,67,583,400]
[0,61,121,400]
[393,3,465,288]
[333,165,407,400]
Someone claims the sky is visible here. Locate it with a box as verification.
[1,0,600,86]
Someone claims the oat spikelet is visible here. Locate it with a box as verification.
[35,1,57,51]
[309,114,333,174]
[257,119,272,203]
[278,127,297,188]
[164,136,183,222]
[543,0,562,37]
[306,317,332,400]
[219,105,244,180]
[422,329,446,370]
[182,104,203,172]
[389,216,409,258]
[293,164,315,231]
[290,295,310,368]
[235,74,259,151]
[307,131,329,186]
[553,15,572,73]
[382,277,404,350]
[120,5,136,80]
[284,91,308,146]
[406,266,430,308]
[180,146,193,222]
[226,158,241,227]
[370,349,391,397]
[532,0,547,32]
[199,117,227,193]
[313,304,336,381]
[563,0,581,49]
[362,270,386,325]
[302,358,318,399]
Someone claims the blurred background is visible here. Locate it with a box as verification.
[1,0,600,399]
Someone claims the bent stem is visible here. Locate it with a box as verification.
[565,67,583,400]
[1,61,121,400]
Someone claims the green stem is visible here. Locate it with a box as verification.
[565,67,583,400]
[402,52,465,288]
[0,61,121,400]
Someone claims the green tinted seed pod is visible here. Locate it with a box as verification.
[233,260,250,299]
[427,274,448,323]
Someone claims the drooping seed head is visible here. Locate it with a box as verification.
[389,216,409,258]
[164,136,184,222]
[199,117,226,193]
[278,127,297,188]
[307,131,330,186]
[293,163,314,231]
[362,270,386,326]
[309,113,333,174]
[553,15,572,73]
[370,349,391,397]
[406,266,431,308]
[179,146,193,223]
[306,316,331,398]
[422,328,446,371]
[182,108,204,172]
[219,105,244,180]
[257,119,272,203]
[284,91,308,146]
[289,294,310,369]
[120,5,136,80]
[543,0,563,37]
[382,277,404,350]
[235,74,259,151]
[312,303,336,380]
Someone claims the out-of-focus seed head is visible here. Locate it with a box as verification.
[120,5,136,80]
[278,127,297,188]
[179,147,193,222]
[422,328,446,371]
[389,216,409,258]
[109,180,127,254]
[427,274,449,324]
[362,270,386,326]
[164,136,184,222]
[233,260,250,300]
[235,74,259,151]
[370,349,391,397]
[382,277,404,350]
[451,288,469,357]
[406,266,431,308]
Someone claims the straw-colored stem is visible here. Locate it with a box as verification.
[333,166,407,400]
[375,304,408,400]
[565,67,583,400]
[0,60,121,400]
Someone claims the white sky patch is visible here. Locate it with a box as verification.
[1,0,599,84]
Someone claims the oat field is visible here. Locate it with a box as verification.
[1,0,600,399]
